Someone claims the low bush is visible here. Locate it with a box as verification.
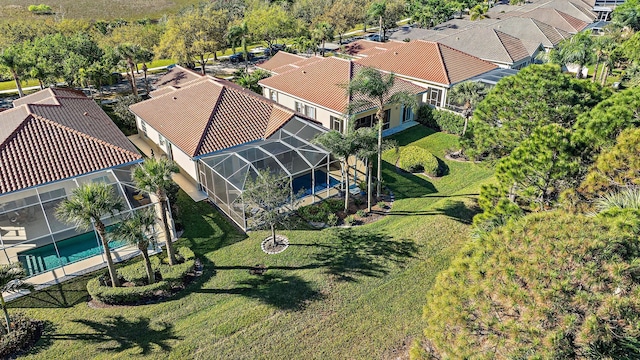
[297,198,345,222]
[415,104,436,129]
[87,247,196,305]
[416,105,465,135]
[0,313,42,359]
[28,4,53,14]
[326,213,338,227]
[344,215,355,226]
[397,146,440,176]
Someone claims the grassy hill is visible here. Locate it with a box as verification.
[0,0,201,21]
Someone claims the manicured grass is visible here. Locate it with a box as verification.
[10,125,493,359]
[0,78,39,92]
[1,0,202,21]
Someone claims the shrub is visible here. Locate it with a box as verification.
[344,215,355,226]
[0,313,42,359]
[87,247,196,305]
[397,146,440,176]
[28,4,53,14]
[326,213,338,227]
[416,104,436,129]
[377,201,387,209]
[356,209,367,217]
[297,198,345,222]
[433,109,465,135]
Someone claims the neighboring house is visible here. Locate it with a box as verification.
[353,40,498,108]
[258,56,428,135]
[130,70,343,230]
[438,28,543,69]
[340,39,405,57]
[490,17,572,51]
[256,51,323,75]
[519,8,590,33]
[0,88,157,282]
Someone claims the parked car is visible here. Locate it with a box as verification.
[365,34,387,42]
[263,44,287,56]
[229,52,256,63]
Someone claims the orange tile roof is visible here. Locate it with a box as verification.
[0,88,141,193]
[153,65,204,89]
[258,57,427,114]
[341,40,403,57]
[354,40,498,86]
[270,57,324,75]
[257,51,307,73]
[130,77,302,157]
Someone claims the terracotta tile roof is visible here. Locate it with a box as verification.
[259,57,427,114]
[130,77,304,157]
[492,17,570,48]
[0,88,141,193]
[256,51,307,73]
[354,40,497,85]
[520,8,589,33]
[270,57,324,75]
[154,65,204,89]
[341,40,403,57]
[439,28,533,65]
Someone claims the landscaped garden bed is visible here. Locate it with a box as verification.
[296,193,393,228]
[87,247,197,306]
[0,313,43,359]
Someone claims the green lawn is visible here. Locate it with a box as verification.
[0,78,40,92]
[10,126,494,359]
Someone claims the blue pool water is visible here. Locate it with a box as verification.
[292,170,340,198]
[18,230,127,277]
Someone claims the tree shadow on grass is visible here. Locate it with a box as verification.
[314,228,419,282]
[46,316,181,355]
[9,274,92,309]
[382,163,437,200]
[387,199,481,224]
[197,273,324,311]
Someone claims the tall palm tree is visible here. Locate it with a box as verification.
[312,22,335,56]
[353,126,382,212]
[0,46,26,97]
[448,81,487,136]
[111,208,157,284]
[0,264,33,334]
[227,22,250,70]
[56,182,124,287]
[552,30,594,79]
[347,67,418,197]
[369,1,387,43]
[132,158,180,266]
[314,129,358,211]
[115,43,139,97]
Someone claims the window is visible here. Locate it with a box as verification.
[402,106,413,123]
[383,109,391,130]
[158,134,165,146]
[140,120,148,137]
[427,87,442,107]
[330,116,344,132]
[269,90,278,102]
[355,114,374,129]
[294,101,316,119]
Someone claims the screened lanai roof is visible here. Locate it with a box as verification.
[200,117,330,191]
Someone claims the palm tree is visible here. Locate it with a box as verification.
[353,126,382,212]
[312,22,335,56]
[132,158,180,266]
[0,264,33,334]
[368,1,387,43]
[552,30,594,79]
[314,129,358,211]
[347,67,418,197]
[0,46,26,97]
[111,208,157,284]
[56,183,124,287]
[115,43,139,97]
[592,35,614,83]
[448,81,487,136]
[469,4,489,21]
[134,47,153,94]
[227,23,250,70]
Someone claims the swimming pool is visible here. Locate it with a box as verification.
[292,170,340,198]
[18,230,127,277]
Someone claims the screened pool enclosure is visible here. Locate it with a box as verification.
[0,166,163,279]
[197,117,348,229]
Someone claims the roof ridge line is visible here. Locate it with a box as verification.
[436,43,453,85]
[193,85,226,157]
[493,29,518,62]
[0,114,33,151]
[33,114,141,159]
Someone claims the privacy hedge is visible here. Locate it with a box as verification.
[397,146,440,177]
[87,247,196,305]
[416,105,465,135]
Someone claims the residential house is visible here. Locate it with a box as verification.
[519,8,590,33]
[490,17,572,51]
[0,88,159,282]
[130,69,344,230]
[258,56,428,135]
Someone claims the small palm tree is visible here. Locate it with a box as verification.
[111,208,157,284]
[56,182,124,287]
[132,158,180,266]
[314,129,358,211]
[448,81,487,136]
[115,43,139,96]
[353,126,395,212]
[347,67,418,197]
[368,1,387,42]
[0,263,33,334]
[551,30,594,79]
[312,22,335,56]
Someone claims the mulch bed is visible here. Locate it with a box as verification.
[261,235,289,254]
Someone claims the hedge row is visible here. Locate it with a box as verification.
[87,247,196,305]
[296,197,343,222]
[0,314,42,359]
[416,105,465,135]
[397,146,441,177]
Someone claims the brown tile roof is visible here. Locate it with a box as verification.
[492,17,571,48]
[540,0,596,22]
[439,28,533,65]
[354,40,498,86]
[130,77,304,157]
[0,88,141,194]
[520,8,589,33]
[258,57,427,114]
[270,57,324,75]
[153,65,204,90]
[341,40,403,57]
[256,51,307,73]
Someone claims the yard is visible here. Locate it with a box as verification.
[9,126,494,359]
